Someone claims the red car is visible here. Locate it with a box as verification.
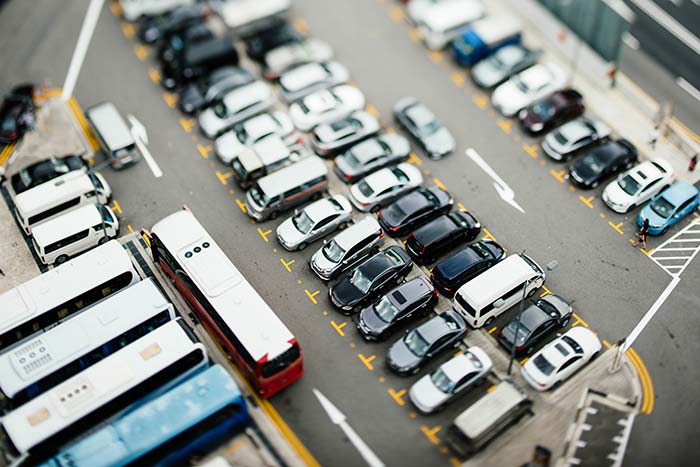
[517,89,583,135]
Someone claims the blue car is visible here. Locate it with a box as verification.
[638,181,699,235]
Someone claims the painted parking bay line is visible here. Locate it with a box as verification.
[465,148,525,214]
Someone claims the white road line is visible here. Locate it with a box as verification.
[622,276,680,351]
[128,114,163,178]
[628,0,700,56]
[313,389,385,467]
[62,0,105,100]
[623,32,640,50]
[465,148,525,214]
[676,77,700,102]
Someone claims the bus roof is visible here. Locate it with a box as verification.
[0,241,138,343]
[13,171,95,214]
[456,255,538,309]
[256,155,327,198]
[453,381,528,438]
[31,204,103,247]
[85,102,134,152]
[151,209,295,361]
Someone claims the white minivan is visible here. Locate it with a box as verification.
[452,254,545,328]
[417,0,485,50]
[13,171,112,235]
[32,204,119,266]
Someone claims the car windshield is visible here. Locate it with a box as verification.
[419,120,441,137]
[430,368,457,394]
[505,319,531,345]
[514,75,530,93]
[292,210,315,234]
[405,330,430,357]
[212,101,228,119]
[582,152,608,174]
[618,175,640,196]
[385,202,406,221]
[374,296,399,322]
[357,181,374,197]
[533,354,555,376]
[532,101,555,119]
[248,185,268,207]
[323,239,345,263]
[350,267,373,294]
[344,151,362,168]
[553,131,568,145]
[650,196,674,219]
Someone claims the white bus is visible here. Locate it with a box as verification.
[0,278,176,412]
[13,171,112,235]
[148,207,303,398]
[0,240,140,353]
[1,318,207,460]
[31,204,119,266]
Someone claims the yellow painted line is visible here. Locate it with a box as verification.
[407,152,423,166]
[627,347,654,414]
[163,92,178,108]
[450,72,465,87]
[513,134,521,142]
[305,289,320,305]
[568,186,576,192]
[579,195,595,209]
[539,159,545,166]
[111,199,123,215]
[641,247,654,256]
[520,357,529,365]
[671,116,700,144]
[280,258,295,272]
[481,227,496,242]
[432,177,446,190]
[0,143,16,166]
[539,285,551,297]
[472,94,488,109]
[449,457,462,467]
[608,221,625,236]
[428,51,443,63]
[522,144,539,159]
[423,168,431,176]
[225,439,247,455]
[127,224,134,233]
[229,189,234,195]
[487,384,497,393]
[134,44,150,61]
[179,117,196,133]
[293,16,309,34]
[121,23,135,38]
[600,213,606,219]
[388,388,407,406]
[602,339,611,349]
[331,320,347,337]
[549,169,566,183]
[409,412,417,419]
[457,202,467,211]
[378,376,385,383]
[148,68,161,84]
[358,353,376,371]
[440,446,449,454]
[487,326,497,334]
[216,171,234,185]
[385,127,395,134]
[366,104,380,118]
[570,313,589,328]
[197,144,212,159]
[390,5,405,21]
[497,119,512,134]
[408,27,421,43]
[257,228,272,242]
[235,198,247,213]
[109,1,122,16]
[67,96,100,150]
[420,425,441,445]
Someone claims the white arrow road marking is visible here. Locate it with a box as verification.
[465,148,525,214]
[128,114,162,178]
[313,389,385,467]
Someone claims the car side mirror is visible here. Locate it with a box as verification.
[493,299,505,309]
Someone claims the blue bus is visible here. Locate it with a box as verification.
[40,365,249,467]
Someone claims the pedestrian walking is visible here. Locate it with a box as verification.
[632,218,650,249]
[647,126,661,150]
[689,154,698,172]
[0,266,4,277]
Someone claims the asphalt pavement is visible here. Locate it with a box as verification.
[1,0,699,466]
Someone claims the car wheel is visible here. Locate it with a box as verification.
[338,222,348,230]
[661,226,669,235]
[98,236,109,245]
[591,180,599,189]
[561,317,570,327]
[625,203,636,214]
[297,242,307,251]
[371,205,381,214]
[55,255,69,265]
[269,211,279,220]
[311,192,323,201]
[484,316,495,327]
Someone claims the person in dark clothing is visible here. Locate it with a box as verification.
[689,154,698,172]
[632,218,650,249]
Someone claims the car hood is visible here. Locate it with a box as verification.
[215,132,245,164]
[179,84,205,111]
[410,375,449,410]
[570,158,600,183]
[471,62,504,88]
[424,128,455,155]
[388,340,421,371]
[312,248,339,273]
[359,307,391,335]
[314,124,341,143]
[276,218,305,245]
[603,180,633,206]
[639,204,669,229]
[198,108,225,136]
[492,82,529,115]
[330,277,363,307]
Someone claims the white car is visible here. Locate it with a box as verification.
[521,327,601,391]
[199,81,274,139]
[602,159,674,214]
[541,117,611,162]
[120,0,193,22]
[409,347,492,414]
[492,63,566,117]
[263,38,334,80]
[215,111,297,164]
[219,0,291,36]
[311,111,381,156]
[278,62,350,103]
[276,195,353,251]
[289,85,365,132]
[414,0,485,50]
[349,163,423,212]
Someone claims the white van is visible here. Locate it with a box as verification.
[453,254,545,328]
[220,0,291,37]
[245,156,328,221]
[85,102,141,170]
[13,171,112,235]
[32,204,119,266]
[120,0,194,22]
[417,0,485,50]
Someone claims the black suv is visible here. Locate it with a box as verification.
[378,186,453,237]
[404,211,480,265]
[431,240,505,296]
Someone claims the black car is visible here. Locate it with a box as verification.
[244,22,304,63]
[404,211,480,265]
[568,139,637,189]
[378,186,453,237]
[357,277,438,341]
[161,35,239,90]
[386,309,468,376]
[0,85,35,144]
[497,294,573,355]
[431,240,506,297]
[157,21,214,64]
[10,155,87,195]
[178,66,254,114]
[329,246,413,314]
[137,4,210,44]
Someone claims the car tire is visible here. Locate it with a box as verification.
[591,181,599,189]
[269,211,279,220]
[661,226,669,235]
[371,205,381,214]
[55,255,69,265]
[298,242,307,251]
[338,222,348,230]
[98,236,109,245]
[484,316,495,327]
[311,192,323,201]
[625,203,636,214]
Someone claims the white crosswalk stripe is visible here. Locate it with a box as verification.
[647,218,700,277]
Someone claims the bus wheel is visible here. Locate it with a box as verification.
[56,255,69,265]
[98,236,109,245]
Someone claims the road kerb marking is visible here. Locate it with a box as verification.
[148,68,161,84]
[390,5,405,21]
[366,104,380,118]
[280,258,295,272]
[216,171,233,185]
[235,198,247,213]
[602,339,611,348]
[450,457,462,467]
[522,144,539,159]
[179,117,196,133]
[481,228,496,242]
[487,384,497,393]
[305,289,321,305]
[539,285,551,297]
[197,144,212,159]
[331,320,347,337]
[571,313,589,328]
[550,169,566,183]
[420,425,441,445]
[134,44,150,61]
[388,388,407,406]
[487,326,497,334]
[111,199,122,215]
[358,353,376,370]
[121,23,135,38]
[127,224,134,233]
[472,95,488,109]
[627,347,654,414]
[163,92,178,108]
[428,51,443,63]
[497,119,512,134]
[450,72,465,87]
[579,195,595,208]
[257,228,272,242]
[432,177,446,190]
[520,357,529,365]
[408,152,423,166]
[457,202,467,211]
[608,221,625,235]
[408,27,421,42]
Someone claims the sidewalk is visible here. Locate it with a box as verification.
[493,0,700,185]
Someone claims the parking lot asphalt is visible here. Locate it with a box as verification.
[1,0,699,466]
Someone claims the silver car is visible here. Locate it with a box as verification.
[311,111,381,157]
[276,195,353,251]
[215,111,297,164]
[409,347,492,414]
[198,81,274,139]
[278,61,350,103]
[541,116,611,162]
